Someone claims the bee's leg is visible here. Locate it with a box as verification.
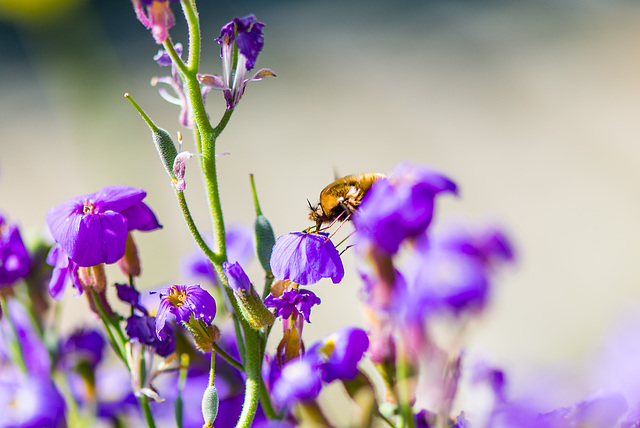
[321,212,353,245]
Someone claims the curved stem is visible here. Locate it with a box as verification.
[175,190,216,262]
[180,0,201,72]
[161,37,189,77]
[212,341,244,372]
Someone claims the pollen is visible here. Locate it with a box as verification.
[168,286,188,307]
[318,338,336,357]
[83,199,96,215]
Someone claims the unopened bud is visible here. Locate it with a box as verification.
[118,233,141,277]
[78,264,107,292]
[254,214,276,274]
[223,261,274,329]
[153,127,178,179]
[201,385,219,426]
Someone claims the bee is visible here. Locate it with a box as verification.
[309,173,385,229]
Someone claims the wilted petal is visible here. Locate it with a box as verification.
[197,74,227,90]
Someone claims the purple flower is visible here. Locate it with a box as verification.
[58,329,105,371]
[154,284,216,339]
[198,15,275,110]
[131,0,179,44]
[46,186,161,268]
[116,283,147,314]
[271,358,323,408]
[126,315,157,345]
[181,224,254,285]
[309,327,369,384]
[539,393,628,428]
[223,261,253,293]
[271,327,369,408]
[431,220,516,266]
[154,43,181,66]
[46,244,83,300]
[0,299,50,376]
[265,288,321,323]
[397,220,515,322]
[126,314,175,357]
[270,232,344,286]
[0,376,66,428]
[0,215,30,286]
[403,247,489,316]
[353,162,458,254]
[151,44,197,128]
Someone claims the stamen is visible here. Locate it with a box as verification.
[168,286,188,307]
[83,199,96,215]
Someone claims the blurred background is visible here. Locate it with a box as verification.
[3,0,640,416]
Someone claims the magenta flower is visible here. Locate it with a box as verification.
[46,186,161,268]
[0,215,30,286]
[154,284,216,339]
[198,15,275,110]
[353,162,458,253]
[131,0,179,44]
[270,232,344,286]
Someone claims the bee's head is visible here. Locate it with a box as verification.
[308,200,326,228]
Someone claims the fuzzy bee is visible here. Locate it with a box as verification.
[308,173,385,229]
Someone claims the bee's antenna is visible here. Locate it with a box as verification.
[307,199,314,210]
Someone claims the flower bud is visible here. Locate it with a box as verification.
[172,151,194,192]
[235,287,275,330]
[117,233,141,277]
[201,384,219,426]
[254,214,276,275]
[152,127,178,179]
[223,261,274,329]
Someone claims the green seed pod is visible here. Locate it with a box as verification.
[201,385,219,425]
[152,127,178,179]
[254,214,276,274]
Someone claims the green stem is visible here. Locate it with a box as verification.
[1,296,27,373]
[175,191,216,262]
[236,327,261,428]
[395,352,415,428]
[180,0,201,71]
[209,349,216,387]
[137,396,157,428]
[249,173,263,216]
[177,1,261,425]
[89,289,128,368]
[212,341,244,372]
[162,37,189,76]
[259,379,277,419]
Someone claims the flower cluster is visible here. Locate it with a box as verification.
[2,3,639,428]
